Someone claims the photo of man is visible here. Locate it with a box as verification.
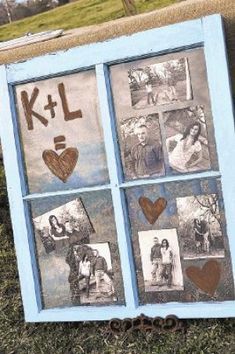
[150,236,162,285]
[131,124,164,178]
[92,249,114,297]
[64,221,89,245]
[118,114,165,180]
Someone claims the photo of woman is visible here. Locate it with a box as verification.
[160,239,173,288]
[48,214,69,252]
[78,254,91,298]
[164,106,212,174]
[166,121,202,173]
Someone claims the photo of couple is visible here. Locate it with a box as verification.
[119,106,211,180]
[176,194,225,259]
[66,243,116,305]
[128,57,192,109]
[34,198,94,255]
[138,229,184,292]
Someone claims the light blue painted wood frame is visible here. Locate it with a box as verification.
[0,14,235,322]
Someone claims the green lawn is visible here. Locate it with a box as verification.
[0,0,180,41]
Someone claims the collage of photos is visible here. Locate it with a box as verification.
[125,178,235,304]
[118,107,211,180]
[25,48,232,309]
[32,191,125,309]
[110,48,218,182]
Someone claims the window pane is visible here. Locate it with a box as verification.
[14,70,109,194]
[125,178,234,304]
[110,48,219,181]
[29,190,124,308]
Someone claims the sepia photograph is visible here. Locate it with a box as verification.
[164,106,211,174]
[118,114,165,180]
[33,197,94,255]
[128,57,192,109]
[138,229,184,292]
[176,194,225,259]
[66,242,117,305]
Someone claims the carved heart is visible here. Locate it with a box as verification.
[139,197,167,224]
[186,260,221,296]
[42,147,78,183]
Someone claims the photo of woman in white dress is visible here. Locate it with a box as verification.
[166,121,203,173]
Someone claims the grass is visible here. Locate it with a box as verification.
[0,0,181,41]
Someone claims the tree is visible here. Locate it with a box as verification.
[193,195,222,229]
[122,0,137,16]
[3,0,12,22]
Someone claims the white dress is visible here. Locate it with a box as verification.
[168,134,201,172]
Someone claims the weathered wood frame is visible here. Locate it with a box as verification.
[0,14,235,322]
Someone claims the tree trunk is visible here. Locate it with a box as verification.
[4,0,12,23]
[122,0,137,16]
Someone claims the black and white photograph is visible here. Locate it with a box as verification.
[119,114,165,180]
[176,194,225,259]
[164,106,211,174]
[33,197,94,255]
[66,242,117,305]
[138,229,184,292]
[128,57,192,109]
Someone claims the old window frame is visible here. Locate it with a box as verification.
[0,14,235,322]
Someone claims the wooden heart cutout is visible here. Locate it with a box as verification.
[186,260,221,296]
[139,197,167,224]
[42,147,78,183]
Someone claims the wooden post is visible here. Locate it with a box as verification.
[122,0,137,16]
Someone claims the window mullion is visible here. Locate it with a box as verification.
[96,63,138,309]
[22,184,111,201]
